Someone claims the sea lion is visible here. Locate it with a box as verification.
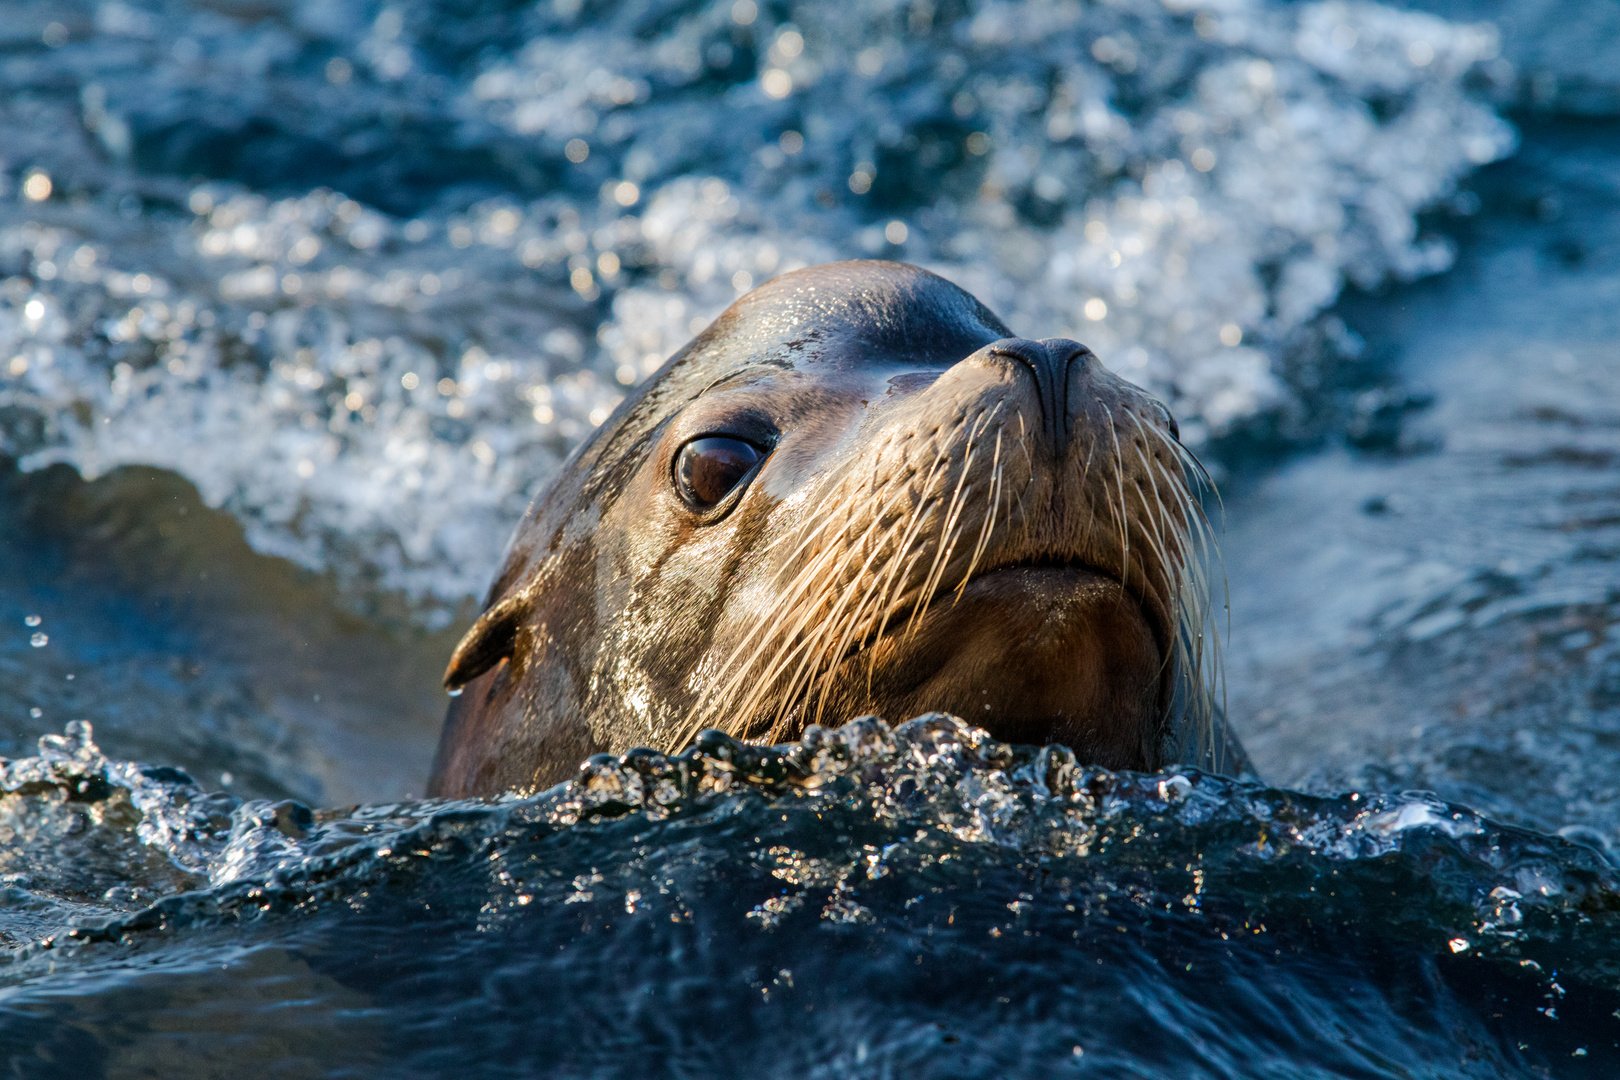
[428,260,1227,797]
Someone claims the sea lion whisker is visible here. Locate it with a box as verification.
[1173,481,1219,623]
[1177,441,1222,514]
[862,515,930,663]
[759,502,901,718]
[956,430,1005,604]
[905,487,971,642]
[1140,446,1223,746]
[744,558,865,741]
[1104,413,1131,593]
[1140,449,1206,628]
[1014,412,1038,550]
[752,465,928,664]
[802,515,925,731]
[718,530,859,727]
[1151,428,1220,540]
[770,467,942,732]
[949,402,1008,600]
[694,488,888,742]
[810,579,890,727]
[906,472,980,641]
[1075,431,1102,553]
[864,544,930,694]
[1164,433,1224,533]
[1158,464,1202,564]
[758,475,870,564]
[906,513,972,647]
[1126,473,1185,688]
[902,411,985,641]
[1127,479,1178,616]
[1148,429,1229,642]
[842,429,964,702]
[906,422,985,642]
[1126,419,1186,586]
[755,446,918,569]
[1124,427,1174,555]
[805,502,932,727]
[1156,459,1212,602]
[694,561,831,742]
[1122,415,1206,725]
[861,432,964,663]
[1183,594,1227,762]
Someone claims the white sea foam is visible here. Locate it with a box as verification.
[0,0,1513,610]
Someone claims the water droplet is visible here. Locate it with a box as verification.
[29,707,42,719]
[22,172,52,202]
[24,614,41,627]
[30,632,48,647]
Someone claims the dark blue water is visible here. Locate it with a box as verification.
[4,717,1620,1076]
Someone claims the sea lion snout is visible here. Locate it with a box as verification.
[967,337,1097,456]
[429,261,1217,797]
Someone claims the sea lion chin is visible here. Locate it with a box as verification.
[427,260,1222,797]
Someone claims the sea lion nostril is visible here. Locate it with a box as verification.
[983,337,1080,454]
[1037,338,1094,369]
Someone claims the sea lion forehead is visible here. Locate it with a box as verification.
[705,260,1013,371]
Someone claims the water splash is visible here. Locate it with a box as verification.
[1,0,1513,610]
[1,716,1616,1071]
[0,716,1609,971]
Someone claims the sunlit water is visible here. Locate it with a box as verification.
[2,0,1515,604]
[2,0,1620,1074]
[4,716,1620,1075]
[1224,118,1620,849]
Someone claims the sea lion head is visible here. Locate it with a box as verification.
[429,261,1219,797]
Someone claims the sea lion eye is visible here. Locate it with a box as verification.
[673,436,765,509]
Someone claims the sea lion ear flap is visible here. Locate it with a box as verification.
[443,592,530,691]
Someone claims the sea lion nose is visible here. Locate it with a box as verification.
[975,337,1094,456]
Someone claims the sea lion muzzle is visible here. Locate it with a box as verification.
[430,261,1219,797]
[977,337,1088,456]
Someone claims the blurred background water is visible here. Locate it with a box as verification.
[0,0,1524,608]
[0,0,1618,1073]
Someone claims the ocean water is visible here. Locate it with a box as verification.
[1223,117,1620,849]
[3,716,1619,1076]
[1,0,1515,605]
[3,0,1620,1074]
